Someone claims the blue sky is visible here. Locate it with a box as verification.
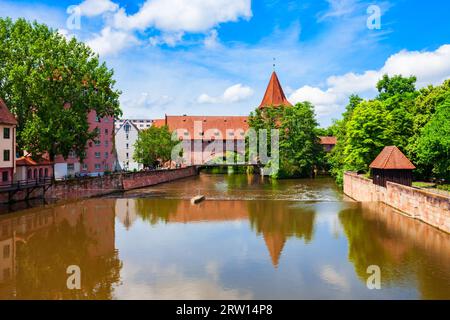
[1,0,450,127]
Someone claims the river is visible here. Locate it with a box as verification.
[0,173,448,299]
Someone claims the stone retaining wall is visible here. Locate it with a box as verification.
[0,167,198,204]
[344,172,450,233]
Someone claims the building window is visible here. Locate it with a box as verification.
[95,152,101,158]
[104,152,108,158]
[95,116,101,122]
[95,140,101,146]
[67,164,75,171]
[45,168,48,177]
[3,128,10,139]
[124,124,131,133]
[95,164,101,170]
[105,140,109,147]
[2,171,8,182]
[68,150,76,158]
[105,129,108,134]
[126,134,129,140]
[3,150,10,161]
[82,163,88,170]
[126,143,129,149]
[104,164,109,170]
[126,153,129,159]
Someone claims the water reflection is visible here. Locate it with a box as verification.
[0,174,448,299]
[0,200,121,299]
[339,202,450,300]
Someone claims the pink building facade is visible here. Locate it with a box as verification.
[54,111,116,179]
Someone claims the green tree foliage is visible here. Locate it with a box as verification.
[416,97,450,180]
[133,125,179,168]
[343,100,391,172]
[328,74,450,186]
[0,18,121,161]
[248,102,322,178]
[376,74,417,100]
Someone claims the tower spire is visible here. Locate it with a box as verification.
[259,71,292,109]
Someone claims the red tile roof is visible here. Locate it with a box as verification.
[370,146,416,170]
[0,98,18,125]
[319,136,337,145]
[152,119,166,127]
[259,72,292,108]
[16,156,53,167]
[157,116,249,141]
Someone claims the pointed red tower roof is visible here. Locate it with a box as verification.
[370,146,416,170]
[259,72,292,109]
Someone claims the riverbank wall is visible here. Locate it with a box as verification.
[0,167,198,204]
[343,172,450,233]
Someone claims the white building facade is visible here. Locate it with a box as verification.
[115,120,144,171]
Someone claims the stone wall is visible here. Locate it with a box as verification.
[0,167,198,203]
[122,166,198,191]
[344,172,450,233]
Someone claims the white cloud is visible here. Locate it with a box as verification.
[289,45,450,117]
[320,265,350,291]
[149,32,184,47]
[87,27,139,56]
[204,29,220,49]
[198,84,254,104]
[77,0,119,17]
[318,0,358,21]
[113,0,252,33]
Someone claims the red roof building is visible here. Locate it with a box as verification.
[319,136,337,152]
[370,146,415,187]
[16,155,53,181]
[259,72,292,108]
[0,99,18,126]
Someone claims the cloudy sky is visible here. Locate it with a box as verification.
[1,0,449,126]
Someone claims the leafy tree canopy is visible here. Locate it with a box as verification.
[133,125,179,168]
[249,102,323,178]
[0,18,121,161]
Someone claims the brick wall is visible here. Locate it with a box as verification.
[122,166,198,190]
[344,172,450,233]
[0,167,198,203]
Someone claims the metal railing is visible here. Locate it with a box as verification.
[0,177,53,191]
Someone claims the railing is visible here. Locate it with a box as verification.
[0,178,53,191]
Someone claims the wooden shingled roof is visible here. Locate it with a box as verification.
[369,146,416,170]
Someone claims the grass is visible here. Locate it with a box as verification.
[413,181,436,188]
[437,184,450,192]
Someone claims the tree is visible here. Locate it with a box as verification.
[327,95,362,185]
[377,74,417,100]
[406,80,450,178]
[248,103,322,178]
[0,18,121,163]
[343,100,391,172]
[133,126,179,168]
[416,97,450,181]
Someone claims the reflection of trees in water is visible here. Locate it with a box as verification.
[134,198,180,225]
[339,204,450,299]
[13,212,122,299]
